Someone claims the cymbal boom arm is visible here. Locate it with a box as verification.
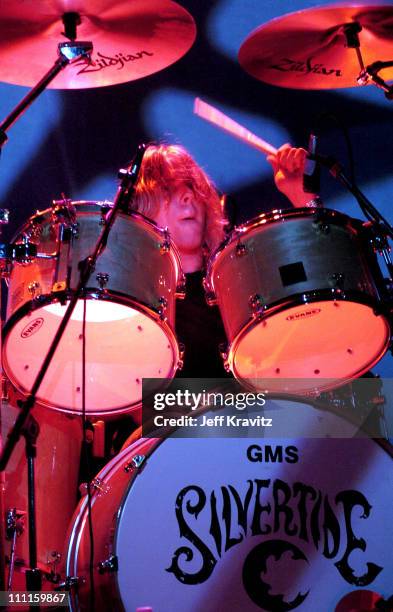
[0,41,92,148]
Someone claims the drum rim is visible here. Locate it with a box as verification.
[11,199,184,278]
[2,292,180,416]
[226,291,391,394]
[64,402,393,607]
[204,206,363,293]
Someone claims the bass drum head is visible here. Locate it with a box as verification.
[231,300,390,393]
[109,401,393,611]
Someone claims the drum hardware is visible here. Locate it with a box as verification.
[51,199,77,226]
[158,296,169,321]
[203,277,217,306]
[124,454,146,473]
[27,282,41,300]
[98,202,112,226]
[0,28,92,149]
[45,552,62,585]
[160,229,171,254]
[177,343,185,372]
[96,272,109,290]
[218,343,230,373]
[235,242,247,257]
[175,275,187,300]
[328,273,345,290]
[358,60,393,99]
[249,293,266,318]
[98,555,118,575]
[79,477,110,498]
[5,508,26,590]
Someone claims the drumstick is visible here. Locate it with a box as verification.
[194,97,278,156]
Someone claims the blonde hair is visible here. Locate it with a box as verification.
[132,144,225,252]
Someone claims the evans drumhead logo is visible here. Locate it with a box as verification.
[286,308,321,322]
[21,318,44,338]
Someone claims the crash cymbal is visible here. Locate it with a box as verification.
[239,4,393,89]
[0,0,196,89]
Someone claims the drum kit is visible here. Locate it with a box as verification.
[0,1,393,611]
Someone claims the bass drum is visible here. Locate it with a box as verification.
[65,400,393,611]
[2,400,82,587]
[204,208,391,394]
[3,201,184,417]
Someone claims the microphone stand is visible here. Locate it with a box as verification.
[0,144,146,594]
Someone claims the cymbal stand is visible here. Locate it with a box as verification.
[341,21,393,101]
[0,14,93,598]
[0,144,146,596]
[312,152,393,284]
[358,60,393,100]
[0,14,92,147]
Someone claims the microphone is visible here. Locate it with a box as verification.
[303,133,321,194]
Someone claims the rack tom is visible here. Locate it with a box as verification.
[204,208,391,394]
[3,201,184,417]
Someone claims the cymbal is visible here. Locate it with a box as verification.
[0,0,196,89]
[239,4,393,89]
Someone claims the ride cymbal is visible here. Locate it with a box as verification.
[0,0,196,89]
[239,4,393,89]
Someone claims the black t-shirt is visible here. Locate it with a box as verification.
[175,270,229,379]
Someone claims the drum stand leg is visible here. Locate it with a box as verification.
[21,414,42,598]
[5,508,26,590]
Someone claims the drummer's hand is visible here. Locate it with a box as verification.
[267,143,318,207]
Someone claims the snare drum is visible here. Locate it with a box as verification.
[3,201,184,417]
[2,401,82,586]
[205,208,391,394]
[65,401,393,611]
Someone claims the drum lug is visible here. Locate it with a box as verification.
[124,454,146,472]
[28,281,41,299]
[79,477,110,497]
[160,228,171,254]
[219,343,231,372]
[160,239,171,254]
[312,211,330,234]
[99,202,112,225]
[98,554,118,575]
[328,273,345,289]
[176,273,186,299]
[249,293,266,317]
[96,272,109,290]
[203,277,217,305]
[235,242,247,257]
[177,343,185,370]
[158,296,168,320]
[51,198,77,226]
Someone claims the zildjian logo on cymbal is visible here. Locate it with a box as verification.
[75,50,154,74]
[270,56,342,78]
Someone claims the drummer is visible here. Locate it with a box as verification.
[130,142,319,379]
